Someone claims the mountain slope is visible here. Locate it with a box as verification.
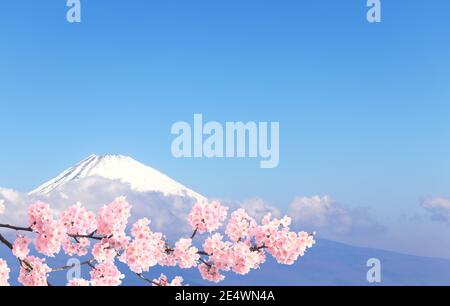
[29,154,206,202]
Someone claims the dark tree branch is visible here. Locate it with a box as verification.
[135,273,161,286]
[197,251,210,256]
[199,258,212,268]
[51,259,97,273]
[0,224,33,232]
[0,233,13,250]
[69,230,104,241]
[0,232,53,286]
[190,227,198,239]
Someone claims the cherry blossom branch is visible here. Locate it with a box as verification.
[135,273,161,286]
[190,227,198,239]
[0,198,316,286]
[0,233,14,252]
[251,245,267,252]
[51,259,97,273]
[0,233,32,270]
[0,229,95,274]
[0,223,106,242]
[0,224,33,232]
[68,231,104,241]
[199,258,212,268]
[197,251,210,256]
[0,232,53,286]
[0,223,103,275]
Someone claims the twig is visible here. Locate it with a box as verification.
[135,273,161,286]
[190,228,198,239]
[0,224,33,232]
[251,244,267,252]
[197,251,210,256]
[69,231,104,241]
[199,258,212,268]
[51,259,97,273]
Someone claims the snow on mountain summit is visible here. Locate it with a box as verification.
[29,154,207,202]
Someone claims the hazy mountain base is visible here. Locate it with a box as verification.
[3,239,450,286]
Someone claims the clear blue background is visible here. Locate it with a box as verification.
[0,0,449,231]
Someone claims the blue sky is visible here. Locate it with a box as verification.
[1,1,450,256]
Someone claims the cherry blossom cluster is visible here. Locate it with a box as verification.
[12,236,31,260]
[96,197,131,237]
[0,196,314,286]
[28,202,65,257]
[198,210,315,281]
[89,262,125,286]
[119,218,167,274]
[152,274,184,286]
[188,201,228,233]
[60,203,97,256]
[254,214,315,265]
[67,278,90,286]
[66,263,125,287]
[0,259,9,286]
[18,256,52,286]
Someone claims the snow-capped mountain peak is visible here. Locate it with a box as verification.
[29,154,206,202]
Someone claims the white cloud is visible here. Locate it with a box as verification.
[422,197,450,224]
[0,188,30,226]
[288,195,386,242]
[219,198,281,221]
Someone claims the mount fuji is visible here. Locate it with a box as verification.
[29,154,206,203]
[16,154,208,236]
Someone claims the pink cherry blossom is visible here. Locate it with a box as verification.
[153,274,184,286]
[90,262,124,286]
[121,219,167,273]
[174,238,199,269]
[198,263,225,283]
[0,259,10,286]
[28,202,53,232]
[60,203,97,256]
[67,278,90,286]
[254,213,315,265]
[104,234,131,255]
[203,234,265,276]
[96,197,131,237]
[92,240,117,263]
[188,201,228,234]
[28,202,65,257]
[12,235,31,260]
[225,209,257,242]
[62,237,90,256]
[34,219,65,257]
[157,252,177,267]
[203,233,233,271]
[60,203,97,236]
[0,200,5,215]
[230,242,265,275]
[18,256,52,286]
